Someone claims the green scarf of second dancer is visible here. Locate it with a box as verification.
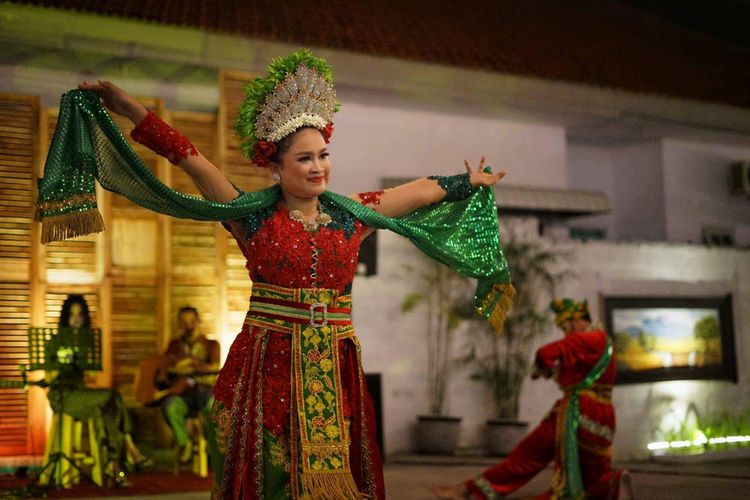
[36,89,514,331]
[559,336,613,499]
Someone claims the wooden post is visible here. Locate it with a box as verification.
[28,97,47,455]
[98,187,113,388]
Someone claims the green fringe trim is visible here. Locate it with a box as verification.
[40,209,104,244]
[476,283,516,334]
[300,469,367,500]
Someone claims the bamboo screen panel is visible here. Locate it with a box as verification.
[111,283,157,403]
[0,95,36,276]
[219,70,272,193]
[0,284,31,455]
[45,236,97,283]
[108,100,163,402]
[219,71,268,334]
[168,111,220,341]
[0,94,37,455]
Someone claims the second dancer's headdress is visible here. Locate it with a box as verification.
[234,49,340,166]
[549,298,591,326]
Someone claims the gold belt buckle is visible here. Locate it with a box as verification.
[309,302,328,327]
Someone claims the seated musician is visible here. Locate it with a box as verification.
[161,306,220,464]
[46,294,152,487]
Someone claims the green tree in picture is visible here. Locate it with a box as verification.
[694,315,720,354]
[613,331,631,354]
[637,330,654,352]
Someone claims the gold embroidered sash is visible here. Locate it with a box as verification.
[245,283,361,499]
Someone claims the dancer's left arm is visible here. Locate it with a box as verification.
[350,156,505,219]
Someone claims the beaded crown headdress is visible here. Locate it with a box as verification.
[234,49,340,166]
[549,298,590,326]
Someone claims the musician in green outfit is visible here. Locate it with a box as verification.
[45,294,152,486]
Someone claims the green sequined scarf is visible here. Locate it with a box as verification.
[36,90,514,331]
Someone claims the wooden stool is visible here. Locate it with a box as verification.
[39,413,104,488]
[174,414,208,478]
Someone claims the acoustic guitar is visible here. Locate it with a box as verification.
[134,354,218,407]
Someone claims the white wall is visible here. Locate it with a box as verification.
[611,142,667,241]
[567,141,666,241]
[662,139,750,246]
[352,232,430,453]
[567,144,617,238]
[569,138,750,246]
[354,229,750,460]
[328,93,568,195]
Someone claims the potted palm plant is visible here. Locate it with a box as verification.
[402,259,469,454]
[460,233,567,455]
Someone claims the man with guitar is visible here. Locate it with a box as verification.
[161,307,220,464]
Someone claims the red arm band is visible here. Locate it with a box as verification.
[130,110,198,165]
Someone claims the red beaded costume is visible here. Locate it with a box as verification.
[211,199,385,499]
[107,49,512,500]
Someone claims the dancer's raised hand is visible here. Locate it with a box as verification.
[78,79,148,124]
[465,156,506,187]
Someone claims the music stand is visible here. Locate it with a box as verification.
[28,326,103,490]
[28,326,102,372]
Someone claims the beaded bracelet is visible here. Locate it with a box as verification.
[428,172,474,202]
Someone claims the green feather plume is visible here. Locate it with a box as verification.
[234,48,341,159]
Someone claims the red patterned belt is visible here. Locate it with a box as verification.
[245,283,353,333]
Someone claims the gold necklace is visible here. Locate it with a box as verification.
[287,205,332,231]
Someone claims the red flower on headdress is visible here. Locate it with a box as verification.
[321,122,334,144]
[252,140,277,167]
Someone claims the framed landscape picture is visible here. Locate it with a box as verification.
[603,295,737,384]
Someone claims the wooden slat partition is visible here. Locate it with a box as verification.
[0,284,31,454]
[107,100,165,403]
[0,94,39,456]
[0,95,35,278]
[168,111,221,345]
[0,75,285,459]
[218,70,269,339]
[218,70,272,193]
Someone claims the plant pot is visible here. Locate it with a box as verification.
[486,418,529,456]
[415,415,462,454]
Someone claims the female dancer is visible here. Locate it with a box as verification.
[42,49,512,499]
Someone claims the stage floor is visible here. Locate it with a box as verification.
[4,457,748,500]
